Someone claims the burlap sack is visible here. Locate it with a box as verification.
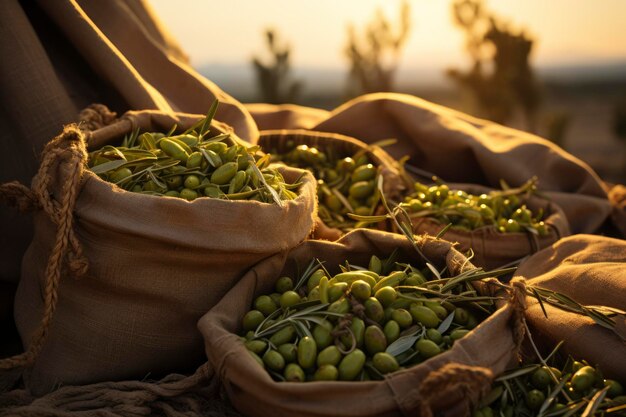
[199,229,527,417]
[4,111,316,395]
[515,234,626,380]
[0,0,259,285]
[303,93,618,236]
[405,183,571,270]
[258,129,408,241]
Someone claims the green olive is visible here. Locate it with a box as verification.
[269,325,296,346]
[263,350,285,372]
[297,336,317,369]
[351,164,376,182]
[313,320,334,349]
[328,282,349,302]
[450,329,470,340]
[179,188,198,200]
[364,297,385,323]
[605,379,624,398]
[372,352,399,375]
[384,320,401,344]
[426,328,443,344]
[375,287,397,308]
[110,167,133,183]
[278,343,298,363]
[186,151,203,169]
[242,310,265,331]
[410,305,440,328]
[415,338,441,358]
[525,389,545,411]
[314,364,339,381]
[571,366,596,392]
[184,175,201,189]
[350,280,372,301]
[364,325,387,355]
[531,367,552,389]
[210,162,238,185]
[317,346,342,367]
[254,295,278,316]
[284,363,305,382]
[338,349,366,381]
[244,340,267,355]
[279,291,301,309]
[275,277,294,294]
[391,309,413,329]
[349,181,375,199]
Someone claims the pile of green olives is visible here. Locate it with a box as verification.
[88,104,298,203]
[476,359,625,417]
[401,179,548,235]
[268,142,380,232]
[240,254,497,382]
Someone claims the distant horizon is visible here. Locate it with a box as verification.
[195,58,626,99]
[151,0,626,74]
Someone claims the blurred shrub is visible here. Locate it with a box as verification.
[344,0,411,97]
[252,29,303,104]
[448,0,542,132]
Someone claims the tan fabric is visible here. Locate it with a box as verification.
[246,103,330,131]
[13,111,317,395]
[0,0,258,284]
[304,93,614,236]
[199,229,525,417]
[515,234,626,380]
[258,129,409,240]
[405,183,571,270]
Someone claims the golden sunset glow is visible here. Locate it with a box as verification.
[150,0,626,68]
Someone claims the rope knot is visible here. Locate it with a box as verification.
[78,104,117,132]
[508,277,528,354]
[0,124,90,371]
[417,363,493,417]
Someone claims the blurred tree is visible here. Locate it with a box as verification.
[345,0,411,97]
[252,29,303,104]
[448,0,541,132]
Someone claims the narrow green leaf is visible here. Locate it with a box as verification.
[90,159,127,174]
[531,286,549,319]
[496,365,540,382]
[437,311,455,334]
[386,326,424,357]
[581,387,609,417]
[200,100,220,138]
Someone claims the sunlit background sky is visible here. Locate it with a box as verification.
[150,0,626,69]
[148,0,626,182]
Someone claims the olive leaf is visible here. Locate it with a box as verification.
[437,311,455,334]
[199,100,219,139]
[581,386,610,417]
[90,159,128,175]
[495,365,540,382]
[385,326,424,357]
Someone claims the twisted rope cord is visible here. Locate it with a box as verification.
[0,126,88,370]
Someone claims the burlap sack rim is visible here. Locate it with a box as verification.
[74,111,318,251]
[200,229,519,416]
[74,167,318,252]
[410,182,570,242]
[258,128,407,196]
[258,129,407,240]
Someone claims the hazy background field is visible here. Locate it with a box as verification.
[150,0,626,184]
